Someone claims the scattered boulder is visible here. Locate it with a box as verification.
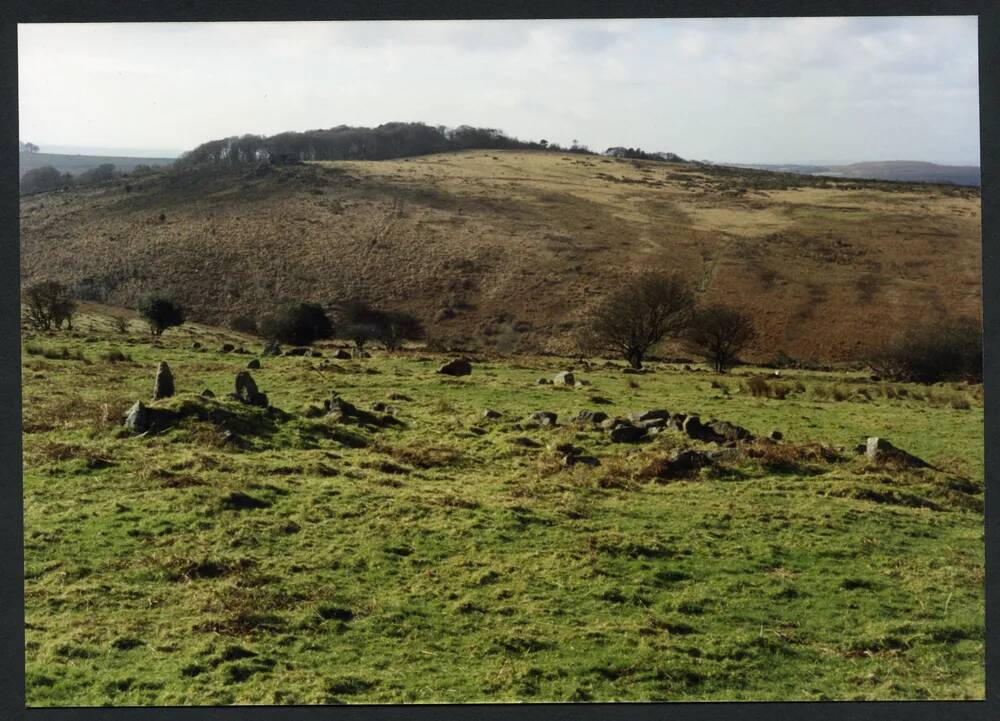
[707,420,754,443]
[122,401,178,435]
[536,378,553,385]
[576,410,609,424]
[438,358,472,376]
[600,417,631,431]
[630,409,669,423]
[333,349,352,360]
[352,349,371,359]
[219,343,235,353]
[232,371,268,407]
[191,341,202,350]
[610,424,646,443]
[284,347,309,357]
[553,371,575,386]
[246,358,261,369]
[637,417,668,431]
[387,393,412,401]
[865,437,931,468]
[482,409,503,420]
[769,429,784,441]
[262,340,282,357]
[554,442,582,455]
[563,454,600,467]
[526,411,558,427]
[667,413,688,431]
[682,416,725,444]
[152,361,174,400]
[311,350,323,358]
[200,389,215,398]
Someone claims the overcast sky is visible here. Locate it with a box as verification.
[18,17,981,165]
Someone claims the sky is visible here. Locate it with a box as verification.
[17,17,981,165]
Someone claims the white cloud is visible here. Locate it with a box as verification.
[17,17,980,164]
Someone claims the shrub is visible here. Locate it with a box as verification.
[229,314,258,335]
[258,303,333,346]
[137,295,186,336]
[872,316,982,384]
[684,305,756,372]
[22,280,77,331]
[335,301,423,350]
[583,272,694,369]
[20,166,67,195]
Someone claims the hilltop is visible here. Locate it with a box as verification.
[19,149,981,363]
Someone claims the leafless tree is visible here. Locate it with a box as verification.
[684,305,757,372]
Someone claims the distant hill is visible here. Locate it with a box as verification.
[19,150,981,363]
[727,160,980,186]
[19,151,176,178]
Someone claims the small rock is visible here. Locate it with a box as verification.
[284,347,309,357]
[553,371,575,386]
[152,361,174,400]
[707,420,754,443]
[262,340,282,357]
[311,350,323,358]
[219,343,235,353]
[610,424,646,443]
[220,430,249,449]
[200,388,215,398]
[563,454,600,467]
[865,437,930,468]
[526,411,557,427]
[630,409,669,423]
[191,341,202,350]
[438,358,472,376]
[576,410,608,424]
[554,442,582,455]
[536,378,553,385]
[246,358,261,369]
[352,349,371,359]
[333,349,352,360]
[482,409,502,420]
[769,429,784,441]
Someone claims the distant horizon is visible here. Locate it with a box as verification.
[18,18,980,167]
[20,140,981,170]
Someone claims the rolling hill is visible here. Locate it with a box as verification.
[18,150,176,177]
[18,150,982,363]
[730,161,980,186]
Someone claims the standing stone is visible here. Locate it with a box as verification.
[152,361,174,400]
[865,437,930,468]
[233,371,268,407]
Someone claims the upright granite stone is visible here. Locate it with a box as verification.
[152,361,174,400]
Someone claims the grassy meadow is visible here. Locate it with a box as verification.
[21,307,984,704]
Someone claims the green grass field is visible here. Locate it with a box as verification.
[22,310,984,704]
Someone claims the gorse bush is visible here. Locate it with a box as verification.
[258,303,333,346]
[873,316,982,384]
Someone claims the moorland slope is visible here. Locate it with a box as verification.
[19,150,982,362]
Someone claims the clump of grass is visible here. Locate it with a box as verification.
[24,343,87,362]
[743,376,791,399]
[375,441,463,468]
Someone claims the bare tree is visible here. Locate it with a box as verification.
[22,280,77,331]
[684,305,757,372]
[585,273,695,369]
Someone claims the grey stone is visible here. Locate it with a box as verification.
[333,349,352,360]
[576,410,609,424]
[527,411,558,427]
[233,371,268,407]
[220,343,235,353]
[865,437,930,468]
[553,371,575,386]
[482,409,503,420]
[610,424,646,443]
[769,429,784,441]
[152,361,174,400]
[630,409,670,422]
[246,358,261,369]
